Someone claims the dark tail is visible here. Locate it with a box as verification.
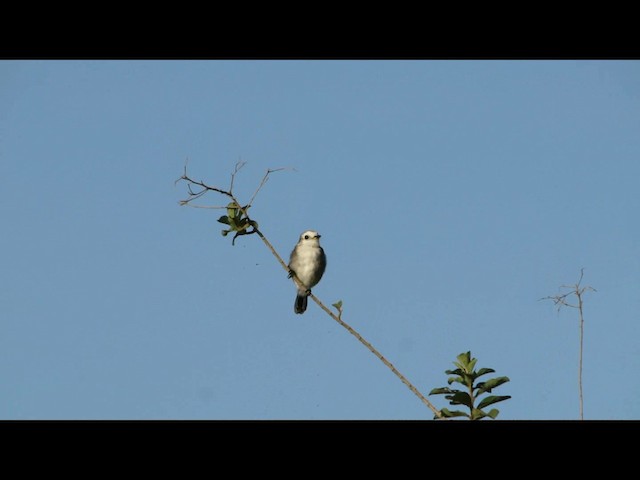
[294,294,307,314]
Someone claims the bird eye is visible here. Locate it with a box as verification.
[304,235,309,240]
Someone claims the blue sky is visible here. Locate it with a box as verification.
[1,60,639,420]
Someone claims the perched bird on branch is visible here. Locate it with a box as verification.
[288,230,327,314]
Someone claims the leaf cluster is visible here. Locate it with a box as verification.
[429,351,510,420]
[217,202,259,245]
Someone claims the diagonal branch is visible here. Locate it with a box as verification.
[177,161,442,418]
[307,289,442,417]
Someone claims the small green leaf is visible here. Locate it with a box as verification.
[227,202,241,219]
[448,372,473,388]
[456,351,472,368]
[475,367,496,378]
[449,391,473,408]
[429,387,453,396]
[332,300,343,310]
[439,408,469,419]
[486,409,500,419]
[475,376,510,394]
[456,351,469,363]
[235,218,249,232]
[467,357,478,373]
[217,215,230,225]
[478,395,512,410]
[471,408,488,420]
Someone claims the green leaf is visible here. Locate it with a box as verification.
[235,218,249,232]
[332,300,343,310]
[471,408,488,420]
[452,353,478,376]
[429,387,453,396]
[475,376,510,394]
[227,202,241,219]
[477,395,511,409]
[455,351,472,368]
[475,367,496,378]
[467,357,478,373]
[457,351,471,363]
[439,408,469,419]
[217,215,230,225]
[449,372,474,388]
[486,409,500,419]
[449,391,473,408]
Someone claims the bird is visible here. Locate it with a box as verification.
[288,230,327,314]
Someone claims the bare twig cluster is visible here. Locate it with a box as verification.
[541,268,596,420]
[176,160,442,418]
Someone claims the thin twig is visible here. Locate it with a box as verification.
[247,167,291,208]
[181,205,228,210]
[229,160,246,195]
